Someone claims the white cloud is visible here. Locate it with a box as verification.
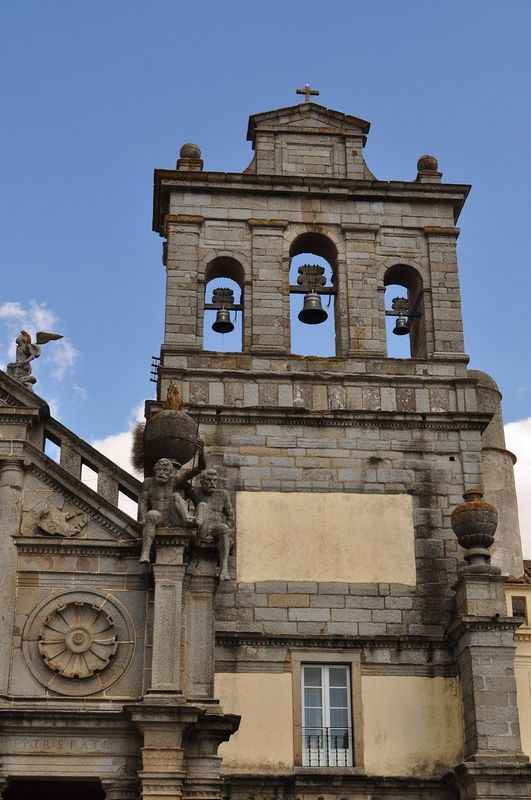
[505,417,531,559]
[0,299,77,380]
[47,338,79,381]
[73,383,89,400]
[91,403,144,478]
[48,397,60,418]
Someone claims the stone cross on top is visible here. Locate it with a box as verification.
[296,83,319,103]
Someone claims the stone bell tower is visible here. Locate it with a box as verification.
[149,96,529,799]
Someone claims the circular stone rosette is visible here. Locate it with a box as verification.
[23,590,135,696]
[38,601,117,679]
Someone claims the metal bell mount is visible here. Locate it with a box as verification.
[390,297,411,336]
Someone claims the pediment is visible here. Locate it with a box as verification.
[20,460,140,548]
[247,102,370,142]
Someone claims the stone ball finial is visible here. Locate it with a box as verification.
[417,154,439,173]
[179,142,201,160]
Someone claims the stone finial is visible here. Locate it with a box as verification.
[177,142,203,171]
[416,154,442,183]
[451,488,501,574]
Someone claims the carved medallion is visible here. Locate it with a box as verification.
[38,601,117,678]
[23,590,136,696]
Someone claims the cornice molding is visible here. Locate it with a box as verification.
[215,631,450,652]
[184,410,488,432]
[14,536,141,556]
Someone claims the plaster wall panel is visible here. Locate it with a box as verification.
[362,675,464,777]
[215,672,293,772]
[514,653,531,758]
[506,586,531,758]
[236,492,416,584]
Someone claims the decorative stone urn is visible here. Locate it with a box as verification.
[451,488,500,572]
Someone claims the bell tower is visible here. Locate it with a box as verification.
[149,98,529,799]
[152,99,522,574]
[155,102,469,361]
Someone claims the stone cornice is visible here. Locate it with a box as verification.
[423,225,460,237]
[153,171,471,232]
[158,352,471,379]
[13,536,141,556]
[0,704,137,726]
[215,631,450,652]
[445,615,522,645]
[0,407,41,425]
[172,408,490,432]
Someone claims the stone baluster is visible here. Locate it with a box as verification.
[97,467,120,505]
[59,439,82,479]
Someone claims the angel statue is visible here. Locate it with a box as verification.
[6,330,63,390]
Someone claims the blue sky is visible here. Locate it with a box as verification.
[1,2,529,441]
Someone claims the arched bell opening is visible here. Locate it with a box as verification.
[288,233,338,357]
[203,257,244,353]
[384,264,426,358]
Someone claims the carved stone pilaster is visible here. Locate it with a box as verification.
[148,531,193,696]
[0,457,25,696]
[127,702,201,800]
[101,780,140,800]
[182,712,240,800]
[183,544,219,701]
[448,574,529,764]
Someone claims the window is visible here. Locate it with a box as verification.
[302,664,353,766]
[203,256,244,352]
[44,434,61,463]
[289,233,337,357]
[384,264,426,359]
[511,595,528,624]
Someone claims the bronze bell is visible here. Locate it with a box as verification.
[393,315,411,336]
[298,292,328,325]
[212,308,234,334]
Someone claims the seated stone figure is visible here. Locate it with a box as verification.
[138,446,205,563]
[192,468,234,581]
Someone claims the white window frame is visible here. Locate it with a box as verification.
[301,663,353,767]
[291,651,363,771]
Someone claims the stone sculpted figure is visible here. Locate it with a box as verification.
[192,468,234,581]
[7,330,63,390]
[138,443,206,563]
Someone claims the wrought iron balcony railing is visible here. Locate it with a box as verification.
[302,726,353,767]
